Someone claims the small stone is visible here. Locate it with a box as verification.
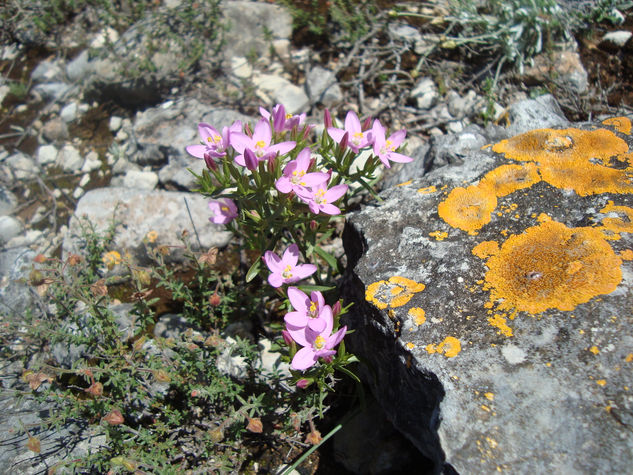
[31,60,63,83]
[0,185,18,215]
[109,116,123,132]
[6,152,38,179]
[37,145,58,166]
[81,151,101,172]
[90,27,119,49]
[600,30,632,50]
[73,187,85,199]
[42,118,69,142]
[0,216,23,245]
[230,56,253,79]
[411,77,439,110]
[60,102,78,123]
[79,174,91,188]
[66,50,91,82]
[56,145,84,172]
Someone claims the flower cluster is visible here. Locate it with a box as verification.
[187,104,414,375]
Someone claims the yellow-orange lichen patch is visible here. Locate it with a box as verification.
[417,185,437,194]
[589,345,600,355]
[472,240,500,259]
[429,230,449,241]
[426,336,462,357]
[488,314,513,337]
[492,127,633,196]
[408,307,426,325]
[397,180,413,187]
[482,220,622,314]
[480,163,541,197]
[600,201,633,235]
[438,184,497,234]
[602,116,632,135]
[365,276,426,309]
[620,249,633,260]
[537,160,633,196]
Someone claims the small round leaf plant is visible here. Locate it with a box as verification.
[187,104,413,381]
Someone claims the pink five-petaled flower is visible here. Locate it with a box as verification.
[297,181,348,215]
[260,104,306,132]
[231,119,296,167]
[263,243,317,288]
[327,110,371,153]
[371,119,413,168]
[208,198,238,224]
[287,305,347,371]
[186,121,241,164]
[285,286,327,333]
[275,148,329,195]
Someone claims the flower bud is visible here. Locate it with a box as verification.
[332,300,342,318]
[362,115,372,131]
[203,152,218,171]
[33,254,47,264]
[209,292,221,307]
[85,381,103,397]
[281,330,293,346]
[67,254,82,266]
[309,220,318,231]
[339,131,349,151]
[296,378,310,389]
[323,108,332,129]
[244,148,258,170]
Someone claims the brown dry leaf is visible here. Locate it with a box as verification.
[103,409,124,425]
[246,417,263,433]
[305,429,322,445]
[198,247,218,266]
[90,279,108,297]
[23,371,53,390]
[85,382,103,397]
[26,435,41,453]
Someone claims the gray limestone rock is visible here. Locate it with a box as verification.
[506,94,570,136]
[0,185,18,216]
[306,66,343,106]
[342,117,633,473]
[64,187,233,266]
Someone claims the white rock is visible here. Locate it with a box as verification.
[601,30,632,48]
[123,169,158,190]
[6,152,38,179]
[411,77,439,110]
[37,145,58,166]
[81,151,101,173]
[0,216,23,245]
[73,187,85,199]
[60,102,78,123]
[230,56,253,79]
[109,116,123,132]
[253,74,309,114]
[57,145,84,172]
[79,174,91,188]
[90,27,119,49]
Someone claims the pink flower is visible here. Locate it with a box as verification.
[327,111,371,153]
[186,121,241,164]
[275,148,329,195]
[263,243,317,288]
[284,286,327,333]
[287,305,347,371]
[371,120,413,168]
[231,119,296,167]
[208,198,238,224]
[297,181,348,215]
[260,104,306,132]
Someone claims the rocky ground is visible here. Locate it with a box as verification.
[1,0,632,473]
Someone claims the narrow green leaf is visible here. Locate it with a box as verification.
[313,246,339,271]
[246,257,261,283]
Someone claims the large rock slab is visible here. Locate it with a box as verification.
[64,188,232,265]
[342,114,633,473]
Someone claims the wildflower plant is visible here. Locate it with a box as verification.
[189,104,413,409]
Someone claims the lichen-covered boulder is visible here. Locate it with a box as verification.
[342,115,633,474]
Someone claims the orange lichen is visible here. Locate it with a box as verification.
[488,314,513,337]
[472,240,500,259]
[482,220,622,314]
[602,116,632,135]
[480,163,541,197]
[589,346,600,355]
[492,127,633,196]
[417,185,437,194]
[438,184,497,234]
[408,307,426,325]
[596,379,607,386]
[599,201,633,235]
[426,336,461,357]
[405,342,415,350]
[625,354,633,363]
[484,392,494,401]
[620,249,633,260]
[365,276,426,309]
[397,180,413,187]
[429,230,449,241]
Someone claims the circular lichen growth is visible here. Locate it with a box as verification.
[483,220,622,314]
[480,163,541,197]
[492,128,633,196]
[438,184,497,234]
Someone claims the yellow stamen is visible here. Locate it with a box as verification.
[314,335,325,349]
